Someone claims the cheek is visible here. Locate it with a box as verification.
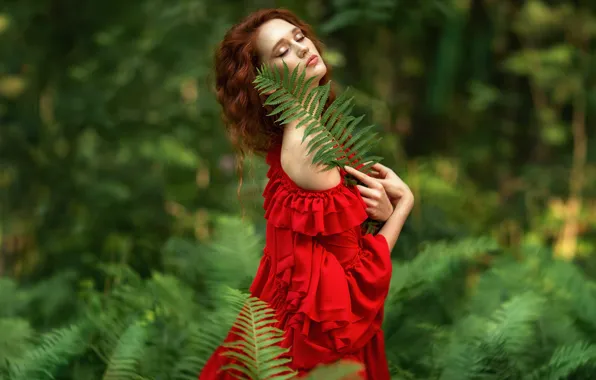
[274,58,301,73]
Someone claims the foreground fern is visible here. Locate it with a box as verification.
[530,341,596,379]
[8,324,83,380]
[218,294,366,380]
[6,234,596,379]
[174,287,249,379]
[102,320,148,380]
[438,292,546,379]
[220,295,296,379]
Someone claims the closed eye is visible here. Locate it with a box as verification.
[277,33,306,58]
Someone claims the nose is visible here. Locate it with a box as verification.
[297,43,309,58]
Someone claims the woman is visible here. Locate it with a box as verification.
[200,8,414,380]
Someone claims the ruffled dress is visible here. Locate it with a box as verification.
[199,143,392,379]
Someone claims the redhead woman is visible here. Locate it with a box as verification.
[200,8,414,380]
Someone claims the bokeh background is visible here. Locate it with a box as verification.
[1,0,596,379]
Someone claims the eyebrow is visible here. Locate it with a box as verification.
[270,27,301,55]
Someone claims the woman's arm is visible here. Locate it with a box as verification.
[344,164,414,251]
[377,194,414,251]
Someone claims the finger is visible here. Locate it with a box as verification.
[362,198,376,208]
[365,207,376,218]
[368,173,389,188]
[356,185,378,199]
[369,170,381,178]
[371,163,391,177]
[344,165,377,187]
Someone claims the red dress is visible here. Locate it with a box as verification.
[199,143,392,379]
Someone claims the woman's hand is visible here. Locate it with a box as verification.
[345,163,414,250]
[343,166,394,222]
[345,163,414,213]
[369,162,414,211]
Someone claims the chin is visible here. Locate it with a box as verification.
[309,64,327,83]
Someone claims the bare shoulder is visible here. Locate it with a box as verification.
[280,142,341,191]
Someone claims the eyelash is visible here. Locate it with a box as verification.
[278,34,305,57]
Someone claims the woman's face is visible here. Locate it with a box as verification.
[256,18,327,85]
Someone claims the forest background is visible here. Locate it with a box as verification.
[2,0,596,379]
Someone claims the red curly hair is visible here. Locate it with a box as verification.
[214,8,336,190]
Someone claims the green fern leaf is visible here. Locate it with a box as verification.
[528,341,596,380]
[173,288,250,380]
[437,340,485,380]
[102,320,148,380]
[438,292,545,379]
[387,237,499,302]
[253,61,382,171]
[10,324,82,380]
[220,296,296,380]
[0,318,34,372]
[486,292,544,358]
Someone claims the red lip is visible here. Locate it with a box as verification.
[306,55,318,67]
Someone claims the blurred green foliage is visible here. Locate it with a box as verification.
[1,0,596,378]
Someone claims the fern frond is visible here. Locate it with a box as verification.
[146,272,198,321]
[437,340,485,380]
[527,341,596,380]
[0,318,33,372]
[220,295,296,380]
[102,320,149,380]
[173,288,249,380]
[485,292,544,358]
[206,216,262,291]
[388,237,499,301]
[437,292,545,379]
[544,260,596,329]
[10,324,82,380]
[87,309,135,365]
[254,62,382,172]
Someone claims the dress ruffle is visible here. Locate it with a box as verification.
[263,144,369,237]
